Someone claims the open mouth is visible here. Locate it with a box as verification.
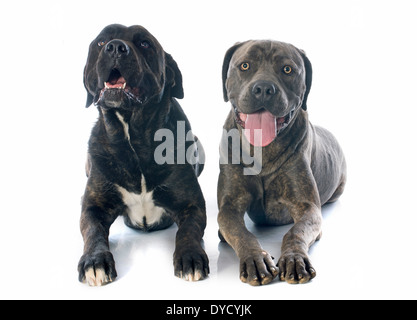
[105,69,127,90]
[233,106,295,147]
[95,69,143,106]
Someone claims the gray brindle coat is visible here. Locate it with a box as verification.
[218,40,347,285]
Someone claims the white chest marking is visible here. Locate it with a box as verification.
[116,175,165,228]
[115,111,130,141]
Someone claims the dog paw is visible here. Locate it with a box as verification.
[78,251,117,286]
[174,245,210,282]
[277,251,316,284]
[240,250,278,286]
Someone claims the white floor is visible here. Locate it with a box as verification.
[1,0,417,300]
[1,160,415,300]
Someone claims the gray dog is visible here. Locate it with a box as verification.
[218,40,347,285]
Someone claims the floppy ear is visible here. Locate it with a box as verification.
[83,65,94,108]
[222,42,244,102]
[298,49,313,111]
[165,52,184,99]
[85,92,94,108]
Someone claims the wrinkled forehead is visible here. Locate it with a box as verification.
[233,40,303,65]
[92,24,162,48]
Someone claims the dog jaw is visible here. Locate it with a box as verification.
[96,87,125,108]
[96,84,143,108]
[95,69,144,108]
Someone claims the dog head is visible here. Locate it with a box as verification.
[222,40,312,146]
[84,24,183,109]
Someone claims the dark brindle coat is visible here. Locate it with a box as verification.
[78,24,209,286]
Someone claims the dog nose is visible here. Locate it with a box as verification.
[251,81,277,102]
[105,40,130,57]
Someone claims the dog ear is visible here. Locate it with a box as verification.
[165,53,184,99]
[298,49,313,111]
[85,92,94,108]
[222,42,245,102]
[83,65,94,108]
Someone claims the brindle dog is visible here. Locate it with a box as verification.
[78,24,209,286]
[218,40,346,285]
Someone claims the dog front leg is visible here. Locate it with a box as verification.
[172,205,209,281]
[218,208,278,286]
[217,168,278,286]
[78,203,118,286]
[218,189,278,286]
[278,202,322,284]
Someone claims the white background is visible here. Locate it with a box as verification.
[1,0,416,300]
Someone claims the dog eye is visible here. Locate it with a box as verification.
[98,41,107,47]
[283,66,293,74]
[240,62,250,71]
[140,41,150,49]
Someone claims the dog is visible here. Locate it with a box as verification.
[218,40,347,285]
[78,24,209,286]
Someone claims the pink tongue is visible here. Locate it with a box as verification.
[106,77,126,88]
[244,110,277,147]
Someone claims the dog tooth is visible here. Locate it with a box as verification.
[105,82,109,89]
[122,83,126,89]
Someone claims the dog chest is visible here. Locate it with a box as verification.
[116,175,166,229]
